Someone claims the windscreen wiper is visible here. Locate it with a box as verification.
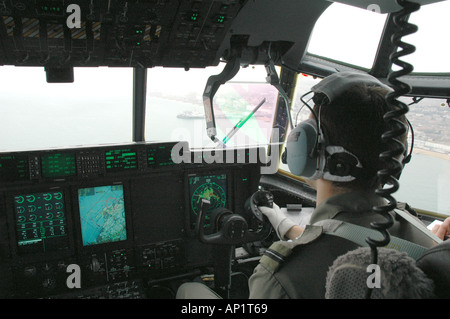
[203,56,240,145]
[265,58,293,129]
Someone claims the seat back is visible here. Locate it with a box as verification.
[416,239,450,299]
[325,246,435,298]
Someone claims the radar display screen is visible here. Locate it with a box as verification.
[105,149,138,172]
[78,185,127,246]
[41,153,76,178]
[14,191,69,253]
[188,173,227,229]
[0,155,29,182]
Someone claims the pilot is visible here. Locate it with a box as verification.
[249,71,449,298]
[176,71,450,299]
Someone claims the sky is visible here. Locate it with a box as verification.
[308,1,450,72]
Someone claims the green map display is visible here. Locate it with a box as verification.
[78,185,127,246]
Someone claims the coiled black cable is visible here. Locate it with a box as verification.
[365,0,420,299]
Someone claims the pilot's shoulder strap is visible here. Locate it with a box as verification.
[259,225,323,273]
[315,219,428,260]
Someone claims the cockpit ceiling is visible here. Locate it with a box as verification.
[0,0,335,70]
[0,0,449,98]
[0,0,245,69]
[330,0,447,14]
[0,0,446,69]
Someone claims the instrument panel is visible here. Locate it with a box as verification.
[0,142,264,298]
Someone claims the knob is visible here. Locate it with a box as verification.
[91,257,101,272]
[42,276,56,289]
[24,266,37,277]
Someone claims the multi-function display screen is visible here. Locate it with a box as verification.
[41,153,76,178]
[188,173,227,229]
[0,155,29,182]
[14,191,69,253]
[105,149,138,172]
[147,145,175,167]
[78,185,127,246]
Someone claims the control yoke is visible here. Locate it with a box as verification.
[196,190,273,245]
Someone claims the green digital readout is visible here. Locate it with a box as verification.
[105,149,138,172]
[41,153,76,178]
[147,145,175,167]
[0,155,29,181]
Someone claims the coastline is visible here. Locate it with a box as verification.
[413,148,450,161]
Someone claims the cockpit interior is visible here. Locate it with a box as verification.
[0,0,449,300]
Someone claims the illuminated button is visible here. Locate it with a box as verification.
[216,15,225,24]
[187,12,199,22]
[27,205,37,213]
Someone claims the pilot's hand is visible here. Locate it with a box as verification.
[431,217,450,241]
[258,203,296,240]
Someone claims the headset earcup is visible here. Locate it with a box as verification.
[286,119,319,178]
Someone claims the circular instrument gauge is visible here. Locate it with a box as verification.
[190,182,226,216]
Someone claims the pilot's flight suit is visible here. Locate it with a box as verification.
[248,191,435,299]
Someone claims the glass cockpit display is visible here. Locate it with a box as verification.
[105,149,138,172]
[41,152,76,178]
[78,185,127,246]
[189,173,227,229]
[0,155,29,182]
[14,190,69,253]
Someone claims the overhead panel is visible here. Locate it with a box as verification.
[0,0,245,68]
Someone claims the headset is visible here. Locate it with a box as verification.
[284,71,413,182]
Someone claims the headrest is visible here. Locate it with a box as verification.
[416,239,450,298]
[325,247,435,299]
